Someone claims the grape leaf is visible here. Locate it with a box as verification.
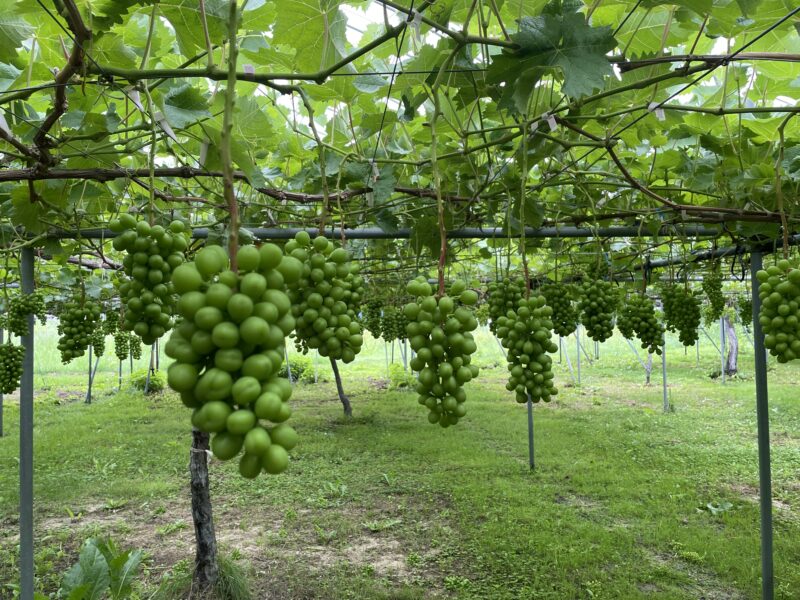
[0,15,33,62]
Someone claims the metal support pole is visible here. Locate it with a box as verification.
[700,326,721,354]
[625,338,648,372]
[0,326,4,437]
[20,246,34,600]
[720,316,726,384]
[750,251,774,600]
[118,360,122,390]
[576,326,582,385]
[662,334,669,413]
[494,335,507,358]
[284,346,293,383]
[85,345,93,404]
[696,340,700,366]
[562,337,576,384]
[383,341,389,379]
[526,394,534,470]
[594,340,599,360]
[558,336,562,364]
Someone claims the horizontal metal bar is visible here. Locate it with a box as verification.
[49,224,722,241]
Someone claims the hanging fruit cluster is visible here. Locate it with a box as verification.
[7,292,47,336]
[541,282,578,337]
[661,285,701,346]
[361,299,383,339]
[702,265,725,325]
[103,309,119,336]
[166,243,299,477]
[474,302,489,327]
[0,342,24,394]
[617,292,664,354]
[114,330,131,362]
[405,277,480,427]
[486,279,525,334]
[756,259,800,363]
[381,307,408,343]
[110,214,190,345]
[90,329,106,357]
[495,294,559,403]
[577,280,618,342]
[57,299,102,363]
[737,295,753,328]
[285,232,364,363]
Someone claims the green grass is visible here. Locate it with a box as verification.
[1,324,799,598]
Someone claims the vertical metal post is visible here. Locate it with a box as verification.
[594,340,599,360]
[20,246,34,600]
[750,251,774,600]
[720,316,726,384]
[526,394,534,470]
[558,336,562,364]
[85,344,93,404]
[384,341,389,379]
[118,360,122,390]
[662,333,668,413]
[696,340,700,366]
[0,326,4,437]
[284,346,293,383]
[576,325,581,385]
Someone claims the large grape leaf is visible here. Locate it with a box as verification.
[0,14,33,62]
[487,0,616,107]
[272,0,348,72]
[159,0,229,57]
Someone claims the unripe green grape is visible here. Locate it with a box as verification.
[661,284,701,347]
[757,259,800,363]
[7,292,47,336]
[486,279,525,335]
[577,279,618,342]
[616,292,664,355]
[541,283,578,337]
[701,266,725,326]
[0,342,24,394]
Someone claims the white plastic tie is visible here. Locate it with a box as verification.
[529,120,539,134]
[128,89,144,112]
[371,160,380,182]
[155,111,178,142]
[243,64,255,78]
[648,102,666,121]
[199,139,209,166]
[410,10,423,44]
[0,113,11,137]
[545,114,557,131]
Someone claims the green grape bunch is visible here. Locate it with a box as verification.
[90,328,106,358]
[737,295,753,328]
[381,307,408,343]
[616,292,664,355]
[57,299,102,363]
[0,342,24,394]
[701,266,725,326]
[495,294,559,404]
[114,330,130,362]
[110,214,190,346]
[130,336,142,360]
[474,302,489,327]
[486,279,525,334]
[8,292,47,337]
[166,243,300,478]
[361,299,383,339]
[405,277,480,428]
[541,282,578,337]
[577,279,618,342]
[756,259,800,363]
[103,310,120,336]
[661,285,701,347]
[285,232,364,363]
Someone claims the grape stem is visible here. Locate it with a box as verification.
[221,0,240,267]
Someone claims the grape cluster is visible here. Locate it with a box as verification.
[474,303,489,327]
[577,280,618,342]
[57,299,102,363]
[285,232,364,363]
[90,329,106,358]
[661,285,701,346]
[541,282,578,337]
[110,214,189,345]
[737,295,753,328]
[103,310,119,336]
[495,294,558,403]
[114,330,130,361]
[486,279,525,334]
[405,277,480,427]
[130,337,142,360]
[702,266,725,326]
[361,299,383,339]
[756,259,800,363]
[166,243,299,477]
[617,292,664,355]
[0,343,24,394]
[381,307,408,343]
[7,293,47,336]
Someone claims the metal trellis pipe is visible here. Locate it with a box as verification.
[750,251,774,600]
[19,246,34,600]
[527,394,535,471]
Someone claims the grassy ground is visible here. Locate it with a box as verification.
[0,323,799,599]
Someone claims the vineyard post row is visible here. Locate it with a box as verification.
[11,227,786,600]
